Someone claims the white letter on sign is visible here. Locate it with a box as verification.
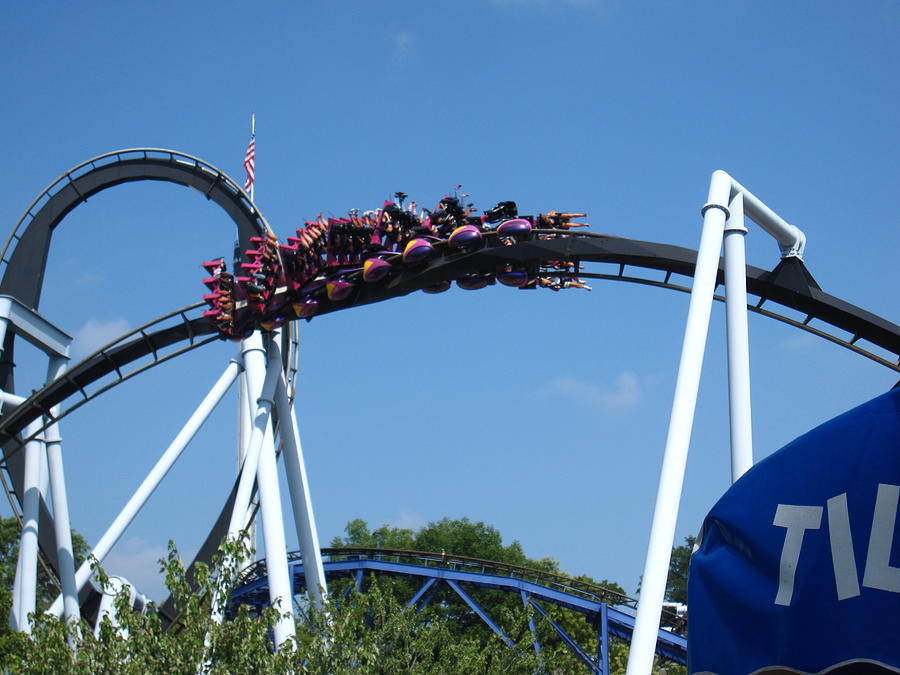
[774,504,823,606]
[826,493,860,600]
[862,483,900,594]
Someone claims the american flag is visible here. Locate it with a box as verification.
[243,137,255,194]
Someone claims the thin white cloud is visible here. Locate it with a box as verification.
[71,318,130,359]
[541,371,641,414]
[391,31,412,65]
[386,509,426,531]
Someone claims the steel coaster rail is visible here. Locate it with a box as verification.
[575,269,900,372]
[0,302,220,596]
[0,148,270,311]
[0,148,268,280]
[0,302,217,457]
[2,228,894,480]
[345,230,898,367]
[3,230,897,473]
[236,547,639,611]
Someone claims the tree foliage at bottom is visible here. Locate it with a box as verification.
[0,539,584,674]
[0,522,685,674]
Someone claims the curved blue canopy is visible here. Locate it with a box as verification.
[689,387,900,674]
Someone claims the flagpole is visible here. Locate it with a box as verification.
[248,112,256,202]
[239,111,257,566]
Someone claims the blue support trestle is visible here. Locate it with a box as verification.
[406,577,437,610]
[530,597,600,674]
[232,552,688,667]
[414,582,439,615]
[446,579,514,647]
[521,590,542,657]
[598,603,609,675]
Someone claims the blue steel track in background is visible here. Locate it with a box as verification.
[230,548,688,673]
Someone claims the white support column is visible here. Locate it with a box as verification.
[9,537,23,630]
[12,418,46,634]
[237,370,257,564]
[269,340,328,609]
[0,317,8,358]
[211,335,280,627]
[2,390,25,631]
[254,380,296,647]
[226,332,281,539]
[723,193,754,482]
[44,356,80,629]
[626,170,731,675]
[223,330,295,647]
[47,360,241,618]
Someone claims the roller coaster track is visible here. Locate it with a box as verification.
[230,547,688,670]
[1,149,897,651]
[2,236,897,455]
[237,547,639,608]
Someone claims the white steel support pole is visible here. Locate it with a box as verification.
[44,356,80,628]
[2,393,25,630]
[47,360,242,618]
[223,330,295,647]
[226,332,280,539]
[10,539,23,630]
[254,378,296,647]
[626,170,731,675]
[11,418,46,633]
[269,340,328,609]
[723,193,754,482]
[237,371,256,565]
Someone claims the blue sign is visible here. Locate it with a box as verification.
[689,387,900,674]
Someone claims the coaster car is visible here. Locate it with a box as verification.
[448,225,483,249]
[402,238,436,264]
[326,279,355,302]
[457,274,490,291]
[362,257,393,283]
[497,269,530,287]
[422,280,451,294]
[496,219,532,237]
[292,299,319,319]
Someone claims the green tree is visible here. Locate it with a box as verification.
[1,537,580,674]
[0,517,685,674]
[330,517,653,673]
[330,518,416,550]
[0,515,90,612]
[665,536,695,605]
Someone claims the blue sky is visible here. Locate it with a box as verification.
[1,1,898,601]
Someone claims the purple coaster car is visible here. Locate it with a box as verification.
[498,270,529,287]
[422,280,451,294]
[362,257,392,283]
[448,225,483,249]
[496,218,532,237]
[402,238,436,264]
[292,299,319,318]
[457,275,489,291]
[326,279,355,301]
